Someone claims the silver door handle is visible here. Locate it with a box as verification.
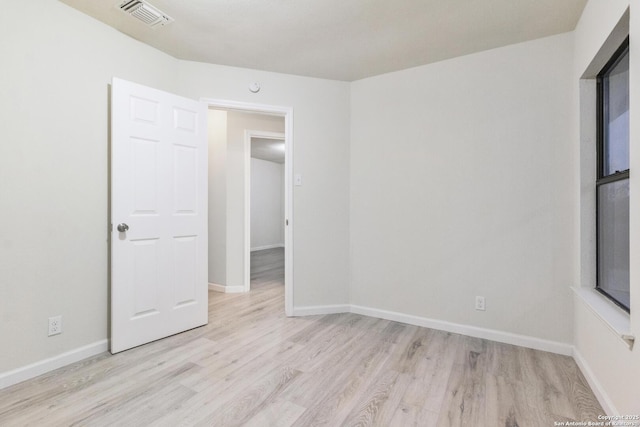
[117,223,129,232]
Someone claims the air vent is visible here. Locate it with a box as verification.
[118,0,174,28]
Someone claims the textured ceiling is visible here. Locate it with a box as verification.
[59,0,587,81]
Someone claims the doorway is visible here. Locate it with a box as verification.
[203,99,293,316]
[246,131,286,293]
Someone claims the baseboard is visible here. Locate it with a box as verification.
[292,304,350,316]
[208,283,246,293]
[349,305,574,356]
[292,303,573,356]
[0,339,108,390]
[251,244,284,252]
[572,347,618,415]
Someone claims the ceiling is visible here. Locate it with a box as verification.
[251,138,285,164]
[59,0,588,82]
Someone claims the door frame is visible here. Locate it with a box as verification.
[244,130,286,293]
[201,98,294,317]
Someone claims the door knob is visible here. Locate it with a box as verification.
[117,223,129,232]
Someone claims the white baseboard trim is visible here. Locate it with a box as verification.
[251,244,284,252]
[573,347,618,415]
[349,305,574,356]
[208,283,246,293]
[0,339,108,390]
[292,304,350,316]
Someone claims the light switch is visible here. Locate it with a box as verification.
[295,174,302,186]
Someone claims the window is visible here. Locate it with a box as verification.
[596,37,630,312]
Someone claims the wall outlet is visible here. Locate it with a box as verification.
[475,296,486,311]
[48,315,62,336]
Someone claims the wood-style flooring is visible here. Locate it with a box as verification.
[251,247,284,290]
[0,248,604,426]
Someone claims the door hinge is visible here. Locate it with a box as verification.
[285,219,289,226]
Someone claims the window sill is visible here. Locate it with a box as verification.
[572,286,634,348]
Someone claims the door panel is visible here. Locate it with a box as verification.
[172,235,197,307]
[132,238,160,317]
[173,145,198,213]
[111,78,207,353]
[132,138,159,214]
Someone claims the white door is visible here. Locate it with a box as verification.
[111,78,208,353]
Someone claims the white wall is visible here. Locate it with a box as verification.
[572,0,640,415]
[251,158,285,250]
[0,0,180,375]
[350,33,575,344]
[0,0,351,379]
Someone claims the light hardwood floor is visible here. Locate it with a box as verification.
[251,247,284,290]
[0,249,604,426]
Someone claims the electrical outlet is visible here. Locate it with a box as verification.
[475,296,486,311]
[48,315,62,336]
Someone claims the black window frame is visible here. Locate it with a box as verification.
[595,36,630,312]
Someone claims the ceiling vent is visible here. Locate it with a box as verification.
[118,0,174,28]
